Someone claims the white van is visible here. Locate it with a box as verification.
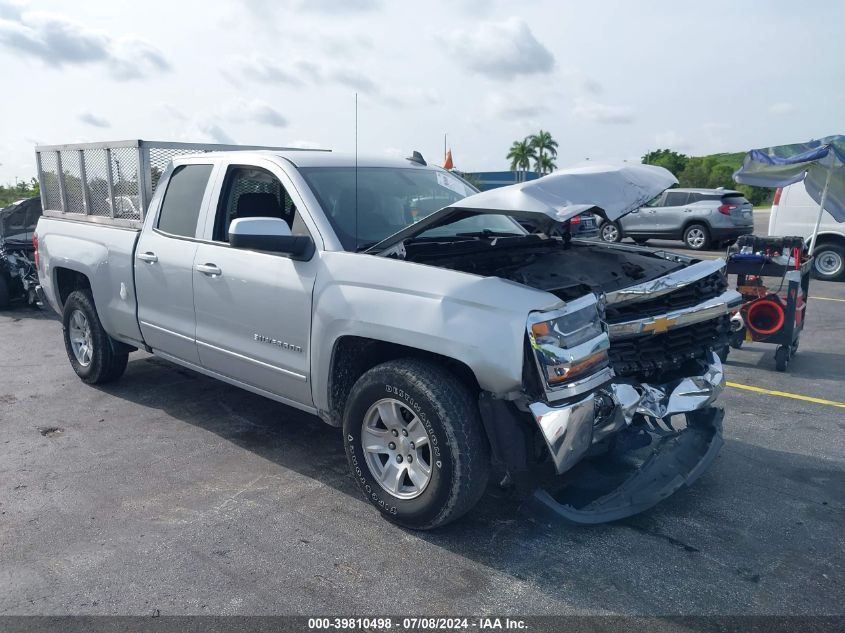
[769,182,845,281]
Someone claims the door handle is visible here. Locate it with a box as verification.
[196,263,222,276]
[137,252,158,263]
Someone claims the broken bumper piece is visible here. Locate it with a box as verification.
[526,353,725,524]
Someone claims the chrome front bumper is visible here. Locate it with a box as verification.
[529,352,725,474]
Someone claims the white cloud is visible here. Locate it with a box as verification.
[156,102,188,122]
[225,99,288,128]
[329,67,379,94]
[286,140,324,150]
[0,8,169,79]
[486,93,547,121]
[572,98,634,124]
[653,130,691,151]
[78,111,110,128]
[769,102,797,115]
[222,53,303,87]
[221,53,380,96]
[443,18,554,80]
[298,0,381,13]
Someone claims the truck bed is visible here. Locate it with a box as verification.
[37,216,144,347]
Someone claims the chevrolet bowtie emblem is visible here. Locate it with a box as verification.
[643,316,678,334]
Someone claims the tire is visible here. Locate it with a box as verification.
[683,223,711,250]
[600,221,622,243]
[343,358,490,530]
[62,289,129,384]
[775,346,789,372]
[811,242,845,281]
[0,274,9,309]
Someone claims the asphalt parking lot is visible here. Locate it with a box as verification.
[1,212,843,616]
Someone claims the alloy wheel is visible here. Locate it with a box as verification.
[361,398,433,500]
[601,223,619,242]
[686,227,706,249]
[68,309,93,367]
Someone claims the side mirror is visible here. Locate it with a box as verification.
[229,217,314,260]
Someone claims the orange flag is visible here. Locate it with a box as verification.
[443,149,454,170]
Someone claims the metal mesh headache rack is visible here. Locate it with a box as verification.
[35,140,324,228]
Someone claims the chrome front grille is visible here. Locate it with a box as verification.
[609,315,731,378]
[604,271,728,323]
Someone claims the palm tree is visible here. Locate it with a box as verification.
[529,130,559,175]
[536,154,557,175]
[506,138,535,182]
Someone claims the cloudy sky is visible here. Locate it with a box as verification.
[0,0,842,183]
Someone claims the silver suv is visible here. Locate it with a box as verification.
[600,188,754,250]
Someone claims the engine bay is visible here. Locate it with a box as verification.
[405,235,685,301]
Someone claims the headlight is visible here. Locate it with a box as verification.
[528,294,610,388]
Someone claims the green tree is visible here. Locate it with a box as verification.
[529,129,558,175]
[0,177,40,208]
[506,138,536,182]
[643,150,774,206]
[536,154,557,175]
[642,149,689,176]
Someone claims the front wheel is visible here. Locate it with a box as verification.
[343,358,490,530]
[600,221,622,243]
[812,243,845,281]
[683,224,711,250]
[62,290,128,384]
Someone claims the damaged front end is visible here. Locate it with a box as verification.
[484,259,740,524]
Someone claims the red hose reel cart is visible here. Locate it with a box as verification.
[726,235,812,371]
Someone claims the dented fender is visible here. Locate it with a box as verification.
[309,251,561,415]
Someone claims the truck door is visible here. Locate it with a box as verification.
[658,190,690,237]
[622,192,662,235]
[135,162,216,364]
[192,163,317,407]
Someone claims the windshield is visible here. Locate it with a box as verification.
[299,166,524,250]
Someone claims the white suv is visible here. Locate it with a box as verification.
[769,182,845,281]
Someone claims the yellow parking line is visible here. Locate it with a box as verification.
[727,381,845,409]
[811,296,845,303]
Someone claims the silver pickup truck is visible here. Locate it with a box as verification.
[34,140,741,529]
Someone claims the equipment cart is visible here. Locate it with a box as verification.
[726,235,813,372]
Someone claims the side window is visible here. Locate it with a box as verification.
[664,191,690,207]
[643,194,663,208]
[687,193,702,203]
[213,166,307,242]
[8,207,27,230]
[157,164,213,238]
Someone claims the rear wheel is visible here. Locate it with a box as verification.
[683,224,711,250]
[62,290,128,384]
[343,358,490,530]
[812,242,845,281]
[600,221,622,243]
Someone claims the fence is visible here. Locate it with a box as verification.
[35,140,312,228]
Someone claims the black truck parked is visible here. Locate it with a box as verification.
[0,197,41,308]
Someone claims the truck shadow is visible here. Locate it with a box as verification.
[725,349,845,382]
[0,304,56,322]
[96,353,845,615]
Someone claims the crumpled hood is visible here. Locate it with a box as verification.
[369,163,677,254]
